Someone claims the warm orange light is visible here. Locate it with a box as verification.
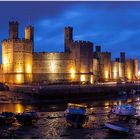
[81,75,85,82]
[128,72,131,80]
[15,104,24,113]
[114,72,117,79]
[90,76,93,84]
[16,74,22,83]
[3,57,8,65]
[138,71,140,79]
[27,64,31,73]
[17,67,22,73]
[104,101,109,108]
[105,71,108,80]
[50,61,56,72]
[70,68,75,79]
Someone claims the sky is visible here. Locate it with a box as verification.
[0,1,140,64]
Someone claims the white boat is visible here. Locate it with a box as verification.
[105,122,130,133]
[64,103,88,128]
[111,105,136,116]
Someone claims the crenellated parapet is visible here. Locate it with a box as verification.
[73,40,93,47]
[2,38,33,43]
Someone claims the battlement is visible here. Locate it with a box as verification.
[65,26,73,29]
[2,38,32,43]
[9,21,18,24]
[33,52,70,56]
[73,40,93,47]
[74,40,92,44]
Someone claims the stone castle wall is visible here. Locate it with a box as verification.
[32,52,78,83]
[0,21,139,84]
[2,39,33,84]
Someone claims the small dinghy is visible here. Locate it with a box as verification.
[105,122,130,133]
[111,105,136,116]
[15,111,39,125]
[0,112,16,125]
[64,103,88,128]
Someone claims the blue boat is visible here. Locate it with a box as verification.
[105,122,130,133]
[111,105,136,116]
[65,103,88,128]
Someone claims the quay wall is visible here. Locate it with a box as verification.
[9,84,140,100]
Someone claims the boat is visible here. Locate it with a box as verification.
[64,103,88,128]
[15,111,39,125]
[105,122,130,133]
[0,112,16,125]
[111,105,136,116]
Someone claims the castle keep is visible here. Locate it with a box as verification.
[1,21,139,84]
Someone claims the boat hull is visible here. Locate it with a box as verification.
[15,112,39,125]
[0,112,16,125]
[66,113,87,128]
[111,105,136,116]
[105,122,130,133]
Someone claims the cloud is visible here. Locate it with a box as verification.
[0,1,140,66]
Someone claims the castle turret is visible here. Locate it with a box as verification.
[9,21,19,39]
[64,27,73,52]
[95,45,101,52]
[25,25,34,41]
[120,52,125,63]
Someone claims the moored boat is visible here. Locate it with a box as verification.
[0,112,16,125]
[105,122,130,133]
[64,103,88,128]
[111,105,136,116]
[15,111,39,125]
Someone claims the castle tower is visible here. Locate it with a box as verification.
[95,45,101,52]
[120,52,125,63]
[64,27,73,52]
[9,21,19,39]
[25,25,34,41]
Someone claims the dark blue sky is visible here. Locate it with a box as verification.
[0,1,140,64]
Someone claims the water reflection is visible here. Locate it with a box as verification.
[15,104,25,113]
[0,95,140,138]
[0,95,138,113]
[0,104,32,113]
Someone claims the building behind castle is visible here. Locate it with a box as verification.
[0,21,139,84]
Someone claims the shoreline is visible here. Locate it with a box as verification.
[3,83,139,104]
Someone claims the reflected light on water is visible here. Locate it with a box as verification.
[127,98,133,103]
[15,104,24,113]
[118,100,122,105]
[104,101,110,109]
[0,104,33,113]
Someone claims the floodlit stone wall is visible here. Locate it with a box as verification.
[32,52,77,83]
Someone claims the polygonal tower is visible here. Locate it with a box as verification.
[25,25,34,41]
[9,21,19,39]
[25,25,34,52]
[64,27,73,52]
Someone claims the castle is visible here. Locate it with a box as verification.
[0,21,138,84]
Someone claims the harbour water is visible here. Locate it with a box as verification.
[0,92,140,138]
